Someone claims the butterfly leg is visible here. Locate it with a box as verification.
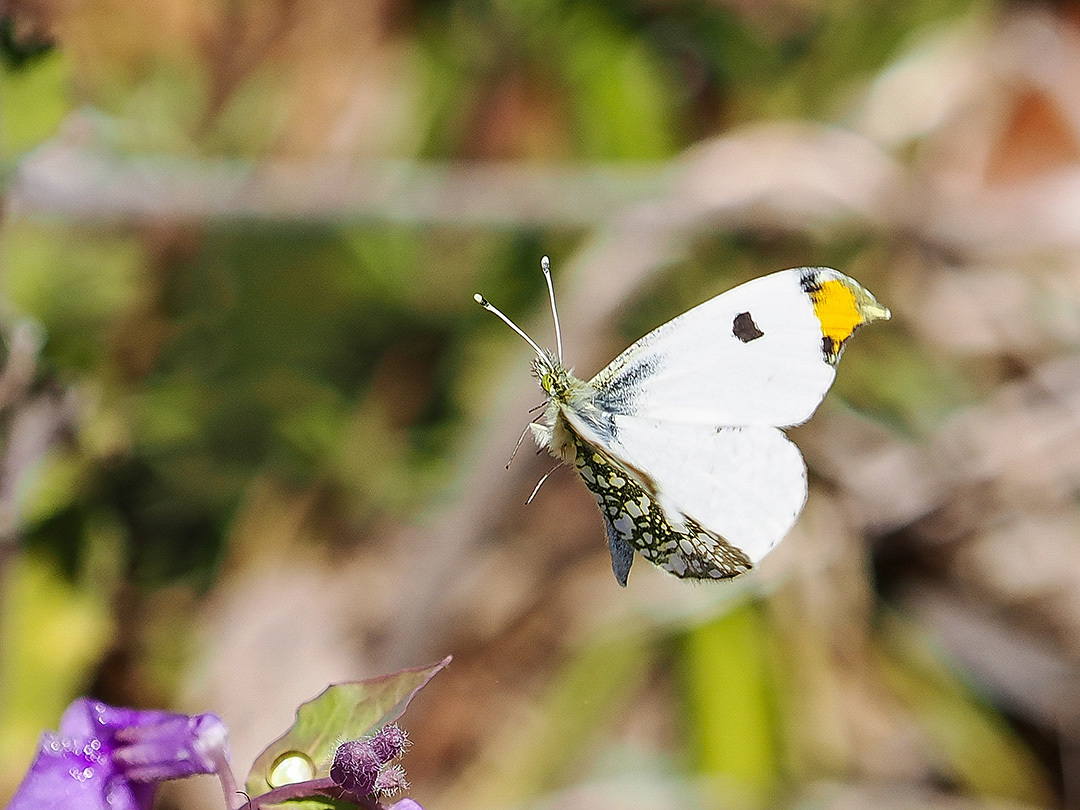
[506,412,546,469]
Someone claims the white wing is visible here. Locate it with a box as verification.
[589,268,836,428]
[566,408,806,565]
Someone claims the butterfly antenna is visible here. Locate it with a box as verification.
[541,256,564,362]
[474,293,546,358]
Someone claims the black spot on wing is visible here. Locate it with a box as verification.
[732,311,764,342]
[799,268,822,294]
[822,335,841,365]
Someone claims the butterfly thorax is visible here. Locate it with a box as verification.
[530,350,596,463]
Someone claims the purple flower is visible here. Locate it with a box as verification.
[7,698,229,810]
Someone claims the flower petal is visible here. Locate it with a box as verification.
[7,732,154,810]
[114,713,229,782]
[9,699,228,810]
[58,699,172,739]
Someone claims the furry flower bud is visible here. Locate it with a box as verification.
[329,740,379,795]
[374,764,409,797]
[370,724,409,764]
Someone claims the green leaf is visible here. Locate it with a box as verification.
[256,796,355,810]
[245,656,451,796]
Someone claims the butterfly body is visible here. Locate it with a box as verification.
[478,264,889,586]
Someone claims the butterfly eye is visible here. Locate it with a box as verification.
[541,374,554,393]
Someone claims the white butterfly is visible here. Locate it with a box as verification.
[475,258,890,586]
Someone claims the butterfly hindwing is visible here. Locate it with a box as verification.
[565,409,807,578]
[604,418,807,564]
[573,437,754,584]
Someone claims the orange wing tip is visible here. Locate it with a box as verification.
[801,270,889,363]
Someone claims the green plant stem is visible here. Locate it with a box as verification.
[238,776,383,810]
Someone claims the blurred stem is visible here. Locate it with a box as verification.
[243,776,381,810]
[679,600,779,808]
[210,748,239,810]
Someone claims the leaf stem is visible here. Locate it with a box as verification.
[240,777,384,810]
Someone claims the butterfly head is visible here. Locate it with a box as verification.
[476,256,576,404]
[533,350,573,400]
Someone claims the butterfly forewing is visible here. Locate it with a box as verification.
[589,269,838,428]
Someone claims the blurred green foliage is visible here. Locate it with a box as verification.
[681,603,780,805]
[878,614,1053,804]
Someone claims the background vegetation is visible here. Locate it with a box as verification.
[2,0,1079,807]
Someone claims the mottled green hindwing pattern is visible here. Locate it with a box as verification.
[573,439,752,581]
